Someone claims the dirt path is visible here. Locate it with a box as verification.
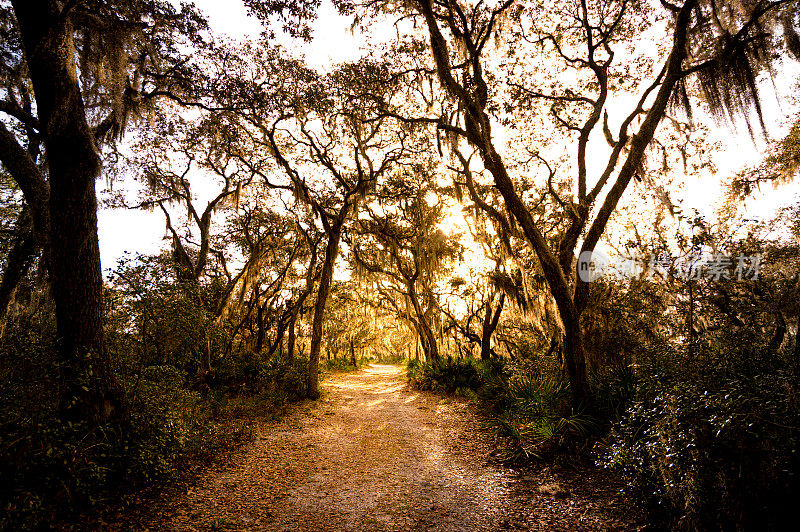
[125,365,640,531]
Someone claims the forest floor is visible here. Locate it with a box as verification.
[115,364,644,531]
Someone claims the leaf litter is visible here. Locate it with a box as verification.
[115,364,643,531]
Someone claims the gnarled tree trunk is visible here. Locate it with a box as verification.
[12,0,126,424]
[307,220,344,399]
[408,281,439,361]
[480,293,504,360]
[0,208,37,327]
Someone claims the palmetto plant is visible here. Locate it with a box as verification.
[483,367,596,462]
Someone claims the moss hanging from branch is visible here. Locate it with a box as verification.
[695,29,768,135]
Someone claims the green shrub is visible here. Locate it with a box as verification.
[590,360,638,423]
[405,356,481,393]
[0,364,254,530]
[124,375,251,488]
[321,356,359,372]
[214,350,307,401]
[478,359,596,461]
[405,356,595,461]
[1,254,309,529]
[374,350,406,364]
[600,355,800,531]
[0,349,306,529]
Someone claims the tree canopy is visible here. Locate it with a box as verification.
[1,0,800,528]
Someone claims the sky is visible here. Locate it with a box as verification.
[97,0,800,274]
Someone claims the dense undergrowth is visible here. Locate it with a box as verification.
[0,251,379,530]
[320,355,371,373]
[405,346,800,531]
[406,356,595,461]
[0,318,308,530]
[599,348,800,531]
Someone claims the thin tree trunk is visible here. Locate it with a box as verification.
[544,336,559,359]
[307,222,343,399]
[287,308,298,360]
[267,313,291,358]
[13,1,125,424]
[480,300,493,360]
[408,281,439,360]
[0,123,50,247]
[480,293,504,360]
[769,312,787,353]
[255,302,265,352]
[0,209,37,327]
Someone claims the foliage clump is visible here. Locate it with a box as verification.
[478,358,596,462]
[0,254,309,528]
[600,347,800,531]
[406,356,595,461]
[406,356,482,395]
[0,364,254,529]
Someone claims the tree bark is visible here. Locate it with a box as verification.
[349,337,357,367]
[0,208,37,326]
[408,281,439,360]
[287,308,298,360]
[0,122,50,246]
[12,0,125,424]
[480,293,504,360]
[307,220,344,399]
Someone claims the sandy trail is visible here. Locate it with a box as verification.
[127,364,638,531]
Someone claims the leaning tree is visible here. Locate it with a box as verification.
[352,0,800,406]
[209,45,423,398]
